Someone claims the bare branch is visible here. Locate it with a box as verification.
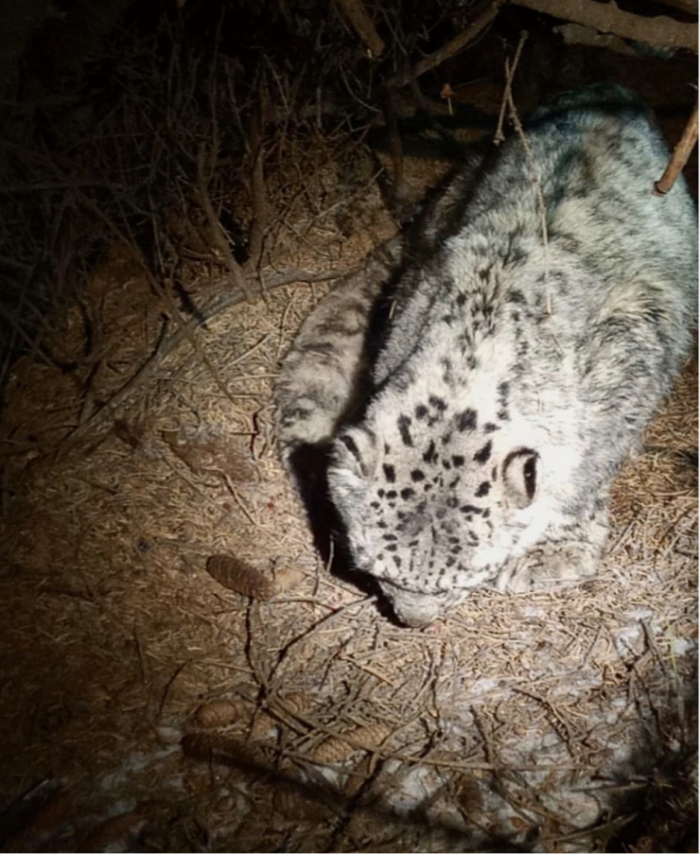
[653,0,698,16]
[335,0,386,57]
[389,3,500,89]
[509,0,698,53]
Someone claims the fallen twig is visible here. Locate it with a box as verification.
[654,96,699,195]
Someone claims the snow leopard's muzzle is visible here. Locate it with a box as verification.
[378,580,450,628]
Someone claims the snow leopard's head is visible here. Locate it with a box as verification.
[327,393,543,627]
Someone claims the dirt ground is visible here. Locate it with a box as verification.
[0,22,697,854]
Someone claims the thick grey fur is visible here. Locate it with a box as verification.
[275,84,698,627]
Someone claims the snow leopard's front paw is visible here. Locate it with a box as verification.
[275,384,349,452]
[497,542,600,594]
[274,238,402,461]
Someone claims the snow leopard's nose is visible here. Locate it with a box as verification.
[379,581,442,628]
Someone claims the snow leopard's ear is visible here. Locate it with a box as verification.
[328,427,378,500]
[502,448,539,509]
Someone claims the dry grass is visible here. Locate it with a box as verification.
[0,150,696,851]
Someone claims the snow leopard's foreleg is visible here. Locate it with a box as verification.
[275,238,401,462]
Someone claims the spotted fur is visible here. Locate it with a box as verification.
[275,84,698,627]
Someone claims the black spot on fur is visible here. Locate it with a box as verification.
[423,441,437,464]
[377,489,385,498]
[429,395,447,412]
[491,466,498,481]
[398,415,413,446]
[370,501,380,509]
[473,441,492,465]
[497,409,510,421]
[385,543,398,552]
[383,464,396,483]
[457,408,477,432]
[460,505,483,515]
[392,555,402,567]
[484,422,498,433]
[507,290,526,304]
[411,469,425,481]
[400,487,416,500]
[452,455,465,467]
[456,293,467,307]
[475,481,491,497]
[415,404,428,420]
[386,490,397,499]
[384,443,391,455]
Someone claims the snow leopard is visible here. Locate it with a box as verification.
[275,83,698,628]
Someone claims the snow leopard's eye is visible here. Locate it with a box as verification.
[523,455,537,499]
[502,448,539,509]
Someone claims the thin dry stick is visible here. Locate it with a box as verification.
[654,97,699,195]
[384,91,406,202]
[494,30,528,145]
[246,99,269,275]
[155,274,244,408]
[501,34,554,316]
[195,144,254,302]
[389,2,500,89]
[69,184,243,412]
